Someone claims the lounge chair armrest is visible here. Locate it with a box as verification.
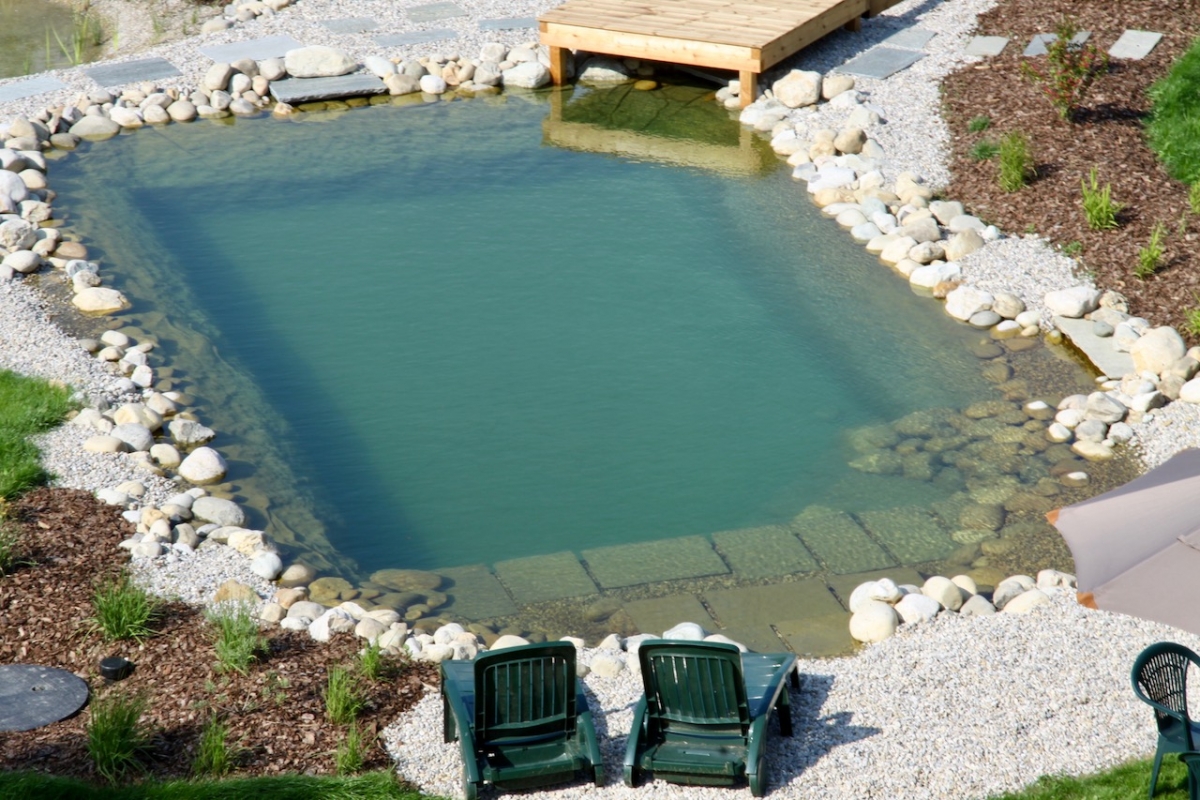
[624,695,649,772]
[746,713,770,780]
[442,679,483,786]
[1134,687,1198,734]
[576,685,605,781]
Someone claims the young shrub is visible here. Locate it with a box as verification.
[1080,168,1122,230]
[1135,223,1167,279]
[1020,17,1109,120]
[86,690,150,784]
[998,132,1033,192]
[336,723,365,776]
[207,602,267,675]
[88,571,160,642]
[1184,298,1200,338]
[969,140,999,161]
[192,716,234,777]
[325,665,365,725]
[967,115,991,133]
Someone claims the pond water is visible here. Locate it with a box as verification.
[0,0,104,79]
[49,83,1130,653]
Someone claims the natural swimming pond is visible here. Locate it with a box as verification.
[50,83,1133,653]
[0,0,104,79]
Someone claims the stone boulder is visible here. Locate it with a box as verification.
[491,634,531,650]
[578,56,632,82]
[178,446,227,484]
[110,423,153,452]
[772,70,821,108]
[944,286,993,322]
[72,287,130,314]
[921,575,965,611]
[959,594,997,617]
[849,599,898,643]
[1131,327,1187,375]
[2,250,40,274]
[502,62,550,89]
[1003,588,1051,614]
[944,229,984,261]
[0,219,36,250]
[213,579,257,604]
[251,552,284,580]
[663,622,706,641]
[69,115,121,140]
[191,496,245,527]
[895,592,940,624]
[1044,286,1101,318]
[284,46,357,78]
[384,74,421,95]
[168,419,216,447]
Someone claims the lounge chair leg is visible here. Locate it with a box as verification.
[1149,750,1163,798]
[778,690,793,737]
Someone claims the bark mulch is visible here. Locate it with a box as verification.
[0,488,437,784]
[942,0,1200,336]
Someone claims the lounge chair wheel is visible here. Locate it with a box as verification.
[593,764,605,787]
[624,765,640,788]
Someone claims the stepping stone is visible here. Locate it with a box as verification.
[858,506,956,564]
[705,580,843,629]
[407,2,467,23]
[624,593,713,636]
[0,665,89,732]
[882,27,935,50]
[792,506,894,574]
[711,525,818,579]
[1052,315,1135,379]
[85,57,181,87]
[374,29,459,48]
[479,17,538,31]
[494,551,598,605]
[964,35,1009,57]
[776,613,856,657]
[0,75,68,104]
[269,75,386,104]
[825,567,925,610]
[1023,31,1091,58]
[1109,29,1163,60]
[436,564,518,619]
[839,46,924,80]
[321,18,379,34]
[582,535,729,589]
[199,35,305,63]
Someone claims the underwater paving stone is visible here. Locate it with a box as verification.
[624,594,714,636]
[407,2,468,22]
[791,506,895,574]
[85,58,182,87]
[711,525,819,579]
[494,551,599,605]
[838,47,923,80]
[857,506,957,565]
[776,613,857,657]
[825,567,925,610]
[582,535,729,589]
[717,624,787,654]
[0,76,68,104]
[1053,316,1135,378]
[705,580,843,631]
[199,35,305,62]
[434,564,517,619]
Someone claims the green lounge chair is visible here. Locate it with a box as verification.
[1132,642,1200,798]
[624,640,799,797]
[1179,752,1200,799]
[441,641,604,800]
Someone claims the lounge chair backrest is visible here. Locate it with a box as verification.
[1133,641,1200,736]
[638,641,749,733]
[475,641,578,744]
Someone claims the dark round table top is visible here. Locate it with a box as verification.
[0,664,90,732]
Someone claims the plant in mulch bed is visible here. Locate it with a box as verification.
[336,722,366,776]
[968,114,992,133]
[207,602,268,675]
[87,570,162,642]
[1080,167,1123,231]
[1019,17,1109,121]
[0,499,26,575]
[325,665,365,726]
[1183,299,1200,338]
[1135,222,1168,279]
[86,689,152,784]
[192,716,240,778]
[998,132,1034,191]
[970,139,999,161]
[1190,182,1200,215]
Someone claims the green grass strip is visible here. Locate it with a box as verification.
[0,369,74,499]
[987,755,1188,799]
[0,770,432,800]
[1148,36,1200,184]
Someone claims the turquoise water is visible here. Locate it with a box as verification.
[53,87,995,577]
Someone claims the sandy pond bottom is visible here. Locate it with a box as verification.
[46,83,1139,653]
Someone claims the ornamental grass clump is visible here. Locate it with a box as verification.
[1020,17,1109,120]
[998,132,1033,192]
[1081,168,1123,230]
[86,690,151,784]
[192,716,236,777]
[207,602,267,675]
[1135,223,1167,279]
[325,665,365,725]
[87,571,160,642]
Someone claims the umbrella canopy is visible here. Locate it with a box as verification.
[1050,448,1200,637]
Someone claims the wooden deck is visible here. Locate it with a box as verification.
[539,0,898,107]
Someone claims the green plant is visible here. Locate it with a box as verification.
[1148,38,1200,184]
[359,640,388,681]
[1190,182,1200,215]
[50,12,101,66]
[1019,17,1109,120]
[0,513,23,576]
[325,665,364,725]
[967,114,991,133]
[207,602,266,675]
[336,723,365,775]
[1184,299,1200,337]
[86,690,151,784]
[1136,222,1167,279]
[969,139,999,161]
[0,370,74,499]
[1080,168,1122,230]
[1061,240,1083,258]
[192,716,234,777]
[998,132,1033,191]
[88,571,160,642]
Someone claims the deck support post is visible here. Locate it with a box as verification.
[843,15,861,32]
[738,69,757,108]
[549,46,569,86]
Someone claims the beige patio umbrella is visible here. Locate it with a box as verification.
[1049,448,1200,637]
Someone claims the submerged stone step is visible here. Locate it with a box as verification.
[792,506,895,574]
[435,564,518,619]
[85,57,181,87]
[494,551,598,605]
[775,613,856,657]
[269,75,386,104]
[624,593,713,636]
[711,524,818,579]
[582,535,728,589]
[857,506,956,564]
[705,580,843,628]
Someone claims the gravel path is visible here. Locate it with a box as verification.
[5,0,1200,796]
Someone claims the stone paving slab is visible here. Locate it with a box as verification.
[1052,315,1135,378]
[792,506,895,574]
[479,17,538,30]
[705,580,843,633]
[1023,31,1091,58]
[964,35,1009,57]
[776,613,856,657]
[838,47,923,80]
[321,17,379,34]
[408,2,467,22]
[199,35,305,63]
[711,525,818,579]
[374,29,459,48]
[436,564,518,619]
[857,507,955,564]
[85,57,182,87]
[624,593,713,635]
[0,76,69,104]
[583,535,729,589]
[882,27,935,51]
[494,551,598,605]
[269,75,386,103]
[1110,29,1163,61]
[825,567,925,610]
[0,665,89,732]
[718,624,787,654]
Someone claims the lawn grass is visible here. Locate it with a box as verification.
[0,770,429,799]
[1148,36,1200,183]
[0,369,74,499]
[988,755,1188,799]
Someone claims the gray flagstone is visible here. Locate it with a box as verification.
[964,35,1009,57]
[882,27,935,50]
[268,74,386,104]
[374,29,459,47]
[1109,29,1163,60]
[85,57,181,87]
[479,17,538,31]
[320,17,379,34]
[407,2,467,22]
[839,46,924,80]
[0,75,68,104]
[1024,31,1091,57]
[199,35,305,62]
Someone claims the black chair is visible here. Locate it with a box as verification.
[1131,642,1200,797]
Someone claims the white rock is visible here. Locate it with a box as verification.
[663,621,707,640]
[1179,378,1200,404]
[993,576,1035,609]
[590,652,625,677]
[848,580,881,613]
[491,634,531,650]
[702,634,748,652]
[284,46,357,78]
[1036,569,1077,589]
[502,62,550,89]
[309,609,353,642]
[72,287,130,314]
[286,601,326,622]
[419,74,447,94]
[191,496,245,526]
[1003,588,1051,614]
[578,56,632,82]
[772,70,821,108]
[596,633,623,651]
[944,286,994,322]
[909,261,962,288]
[944,228,984,260]
[178,446,227,484]
[131,540,163,558]
[355,617,387,642]
[848,600,898,643]
[250,552,283,580]
[880,236,918,266]
[434,623,465,645]
[364,55,396,77]
[921,576,965,611]
[895,592,941,624]
[1131,327,1187,375]
[959,594,997,617]
[950,574,977,595]
[1044,286,1101,318]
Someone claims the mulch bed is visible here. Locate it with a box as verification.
[942,0,1200,336]
[0,488,437,784]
